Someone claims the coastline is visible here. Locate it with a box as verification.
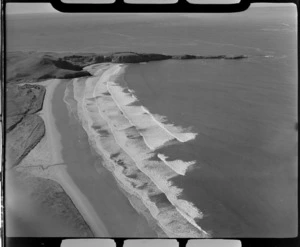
[9,62,209,237]
[6,6,297,237]
[16,79,110,237]
[70,63,209,237]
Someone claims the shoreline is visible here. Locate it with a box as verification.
[16,79,110,237]
[75,63,208,237]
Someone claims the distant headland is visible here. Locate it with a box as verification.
[7,51,248,84]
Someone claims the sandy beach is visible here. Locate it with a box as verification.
[16,79,110,237]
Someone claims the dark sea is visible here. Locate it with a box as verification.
[7,5,297,237]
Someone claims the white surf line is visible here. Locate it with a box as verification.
[91,102,182,238]
[106,80,186,151]
[80,100,160,212]
[107,90,196,175]
[106,66,197,144]
[93,64,209,237]
[94,65,172,159]
[77,76,206,237]
[83,68,190,237]
[119,66,197,138]
[76,76,197,238]
[76,78,179,237]
[106,68,197,175]
[106,81,164,151]
[141,106,194,143]
[75,62,204,236]
[106,82,207,237]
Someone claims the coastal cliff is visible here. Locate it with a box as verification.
[7,52,91,84]
[7,114,45,169]
[6,84,46,132]
[6,84,46,168]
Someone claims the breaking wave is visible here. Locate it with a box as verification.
[63,63,209,238]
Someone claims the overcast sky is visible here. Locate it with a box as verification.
[6,2,294,14]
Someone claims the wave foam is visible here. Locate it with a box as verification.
[157,154,196,176]
[64,63,209,238]
[106,81,197,150]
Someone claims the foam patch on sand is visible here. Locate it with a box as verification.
[64,63,209,238]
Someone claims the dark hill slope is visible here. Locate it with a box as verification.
[7,52,91,84]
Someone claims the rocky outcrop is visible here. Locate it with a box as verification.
[6,84,46,169]
[172,54,197,60]
[62,52,173,65]
[6,84,46,132]
[52,58,83,71]
[110,53,172,63]
[63,52,248,65]
[63,54,111,67]
[6,114,45,169]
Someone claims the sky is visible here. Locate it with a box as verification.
[6,2,294,14]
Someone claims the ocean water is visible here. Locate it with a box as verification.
[123,57,297,237]
[7,6,296,56]
[7,5,297,237]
